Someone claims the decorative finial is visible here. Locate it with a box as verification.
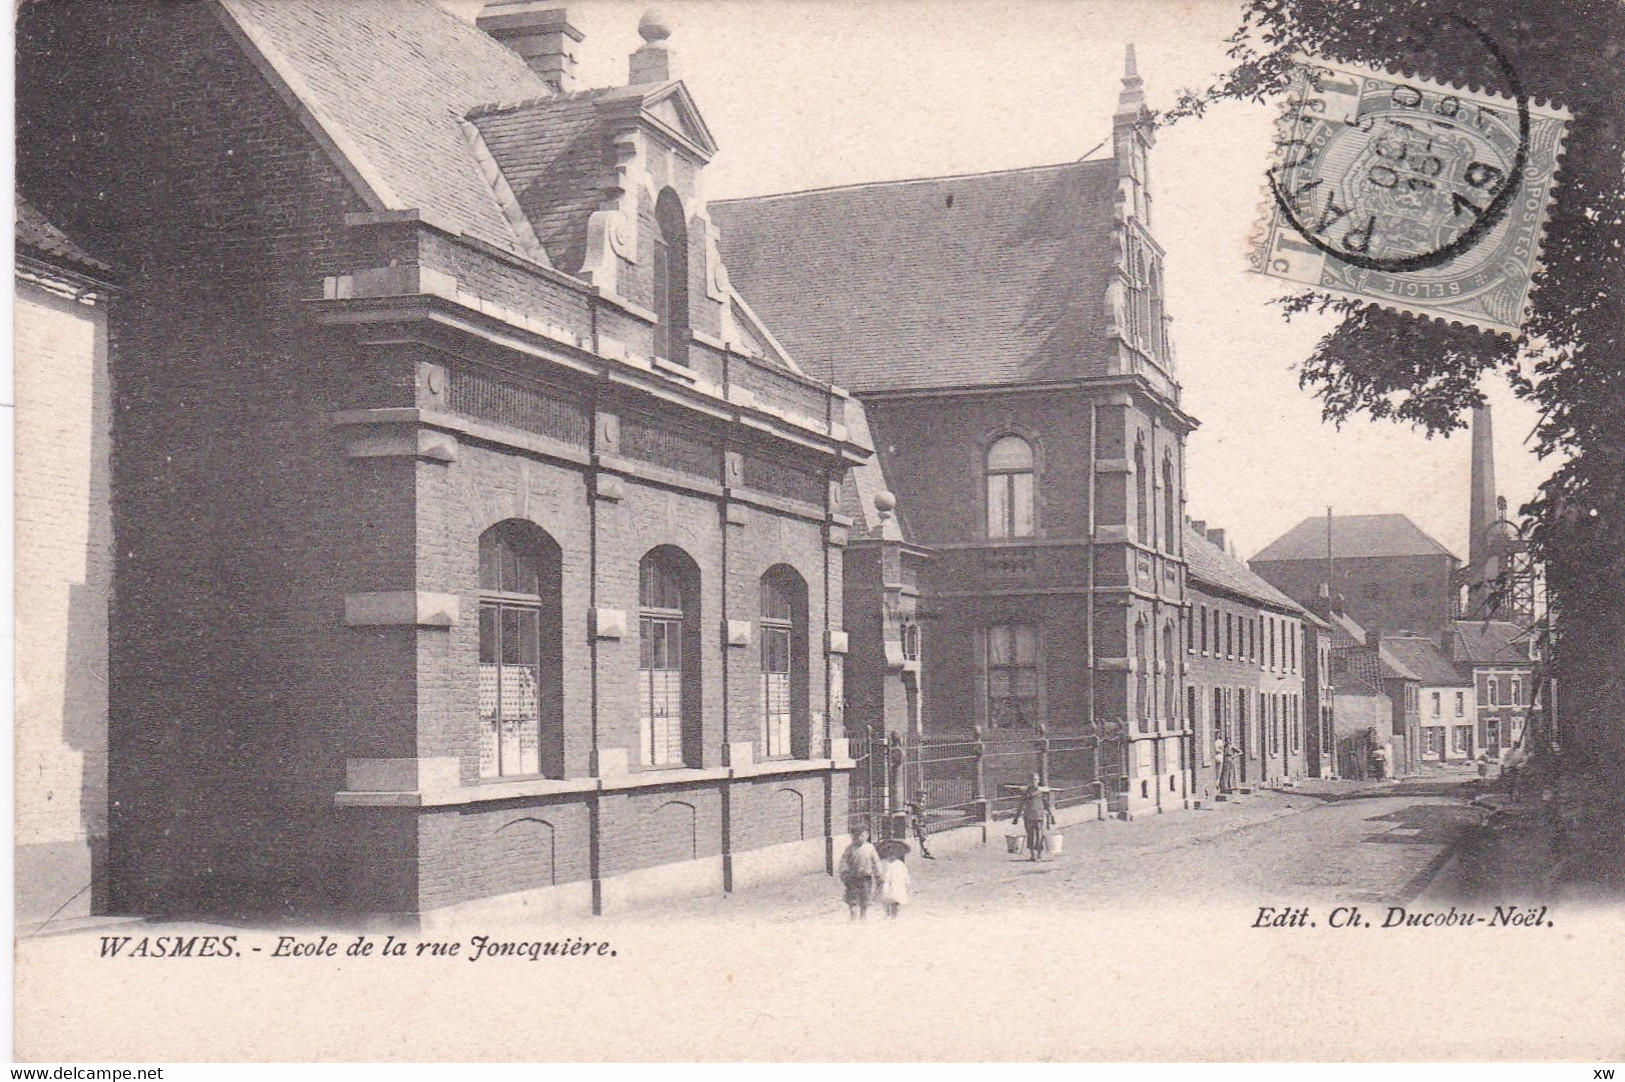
[1125,43,1138,80]
[874,490,897,521]
[638,9,671,43]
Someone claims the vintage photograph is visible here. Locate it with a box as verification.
[10,0,1625,1063]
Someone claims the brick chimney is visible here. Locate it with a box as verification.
[477,3,584,93]
[629,9,675,84]
[1206,527,1226,552]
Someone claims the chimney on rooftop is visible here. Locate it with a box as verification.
[477,2,585,94]
[628,9,675,84]
[1190,519,1207,538]
[1206,527,1226,553]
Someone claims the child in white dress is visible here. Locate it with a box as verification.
[880,853,911,919]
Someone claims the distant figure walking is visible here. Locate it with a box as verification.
[1011,773,1055,861]
[880,850,911,919]
[1476,751,1492,781]
[907,789,935,859]
[838,827,883,921]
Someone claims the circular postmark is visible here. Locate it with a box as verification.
[1267,17,1531,276]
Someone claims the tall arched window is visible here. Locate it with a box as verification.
[479,521,564,779]
[652,188,690,366]
[1134,437,1149,545]
[639,546,700,767]
[1134,618,1150,732]
[1162,454,1177,553]
[1162,621,1177,727]
[760,566,809,759]
[985,435,1035,539]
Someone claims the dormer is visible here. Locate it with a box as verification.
[470,10,741,365]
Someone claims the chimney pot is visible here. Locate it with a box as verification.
[477,3,584,94]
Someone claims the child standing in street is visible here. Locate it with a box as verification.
[880,850,911,919]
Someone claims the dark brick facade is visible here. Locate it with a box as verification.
[1252,553,1459,642]
[17,0,865,919]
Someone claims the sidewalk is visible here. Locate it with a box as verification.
[634,787,1321,924]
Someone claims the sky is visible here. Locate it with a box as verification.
[445,0,1556,563]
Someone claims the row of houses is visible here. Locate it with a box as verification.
[15,0,1536,926]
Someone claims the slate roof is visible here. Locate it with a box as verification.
[710,159,1121,393]
[220,0,555,259]
[1185,525,1305,615]
[470,91,614,273]
[1380,635,1468,687]
[1451,620,1532,666]
[838,401,908,543]
[1252,513,1458,563]
[1375,643,1418,682]
[16,197,112,275]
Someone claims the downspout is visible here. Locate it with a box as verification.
[1086,402,1100,809]
[719,348,733,893]
[587,296,603,916]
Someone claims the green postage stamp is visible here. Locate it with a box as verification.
[1249,56,1570,336]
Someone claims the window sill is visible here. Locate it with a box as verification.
[335,757,851,808]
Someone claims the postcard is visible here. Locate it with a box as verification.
[12,0,1624,1063]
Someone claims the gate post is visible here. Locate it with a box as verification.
[972,724,989,829]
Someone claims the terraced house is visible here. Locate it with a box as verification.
[1183,523,1312,798]
[17,0,874,921]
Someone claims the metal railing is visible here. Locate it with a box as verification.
[849,726,1129,838]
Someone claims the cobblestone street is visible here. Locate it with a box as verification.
[639,769,1490,925]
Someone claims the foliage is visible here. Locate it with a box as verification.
[1165,0,1625,762]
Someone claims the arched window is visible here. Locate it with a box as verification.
[760,566,808,759]
[1134,618,1150,731]
[985,435,1035,539]
[479,521,564,779]
[1162,622,1178,727]
[639,546,700,767]
[1162,455,1177,553]
[652,188,690,366]
[1134,438,1149,544]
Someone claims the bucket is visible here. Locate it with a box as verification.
[1004,833,1024,855]
[1047,831,1065,856]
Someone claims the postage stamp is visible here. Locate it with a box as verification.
[1249,55,1570,335]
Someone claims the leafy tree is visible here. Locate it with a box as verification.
[1166,1,1625,788]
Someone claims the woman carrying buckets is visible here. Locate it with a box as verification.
[1011,773,1056,861]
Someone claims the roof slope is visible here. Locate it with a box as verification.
[220,0,554,257]
[710,160,1119,393]
[1451,620,1532,666]
[1381,635,1468,686]
[1185,525,1305,614]
[838,400,909,542]
[16,196,112,275]
[1252,513,1458,563]
[470,92,611,273]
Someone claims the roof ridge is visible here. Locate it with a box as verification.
[711,156,1114,206]
[467,94,559,120]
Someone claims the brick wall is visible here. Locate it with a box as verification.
[1252,553,1459,640]
[16,0,857,919]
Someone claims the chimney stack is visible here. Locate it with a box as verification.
[1206,527,1226,552]
[477,3,584,94]
[629,9,675,85]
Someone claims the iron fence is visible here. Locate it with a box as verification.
[848,726,1129,839]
